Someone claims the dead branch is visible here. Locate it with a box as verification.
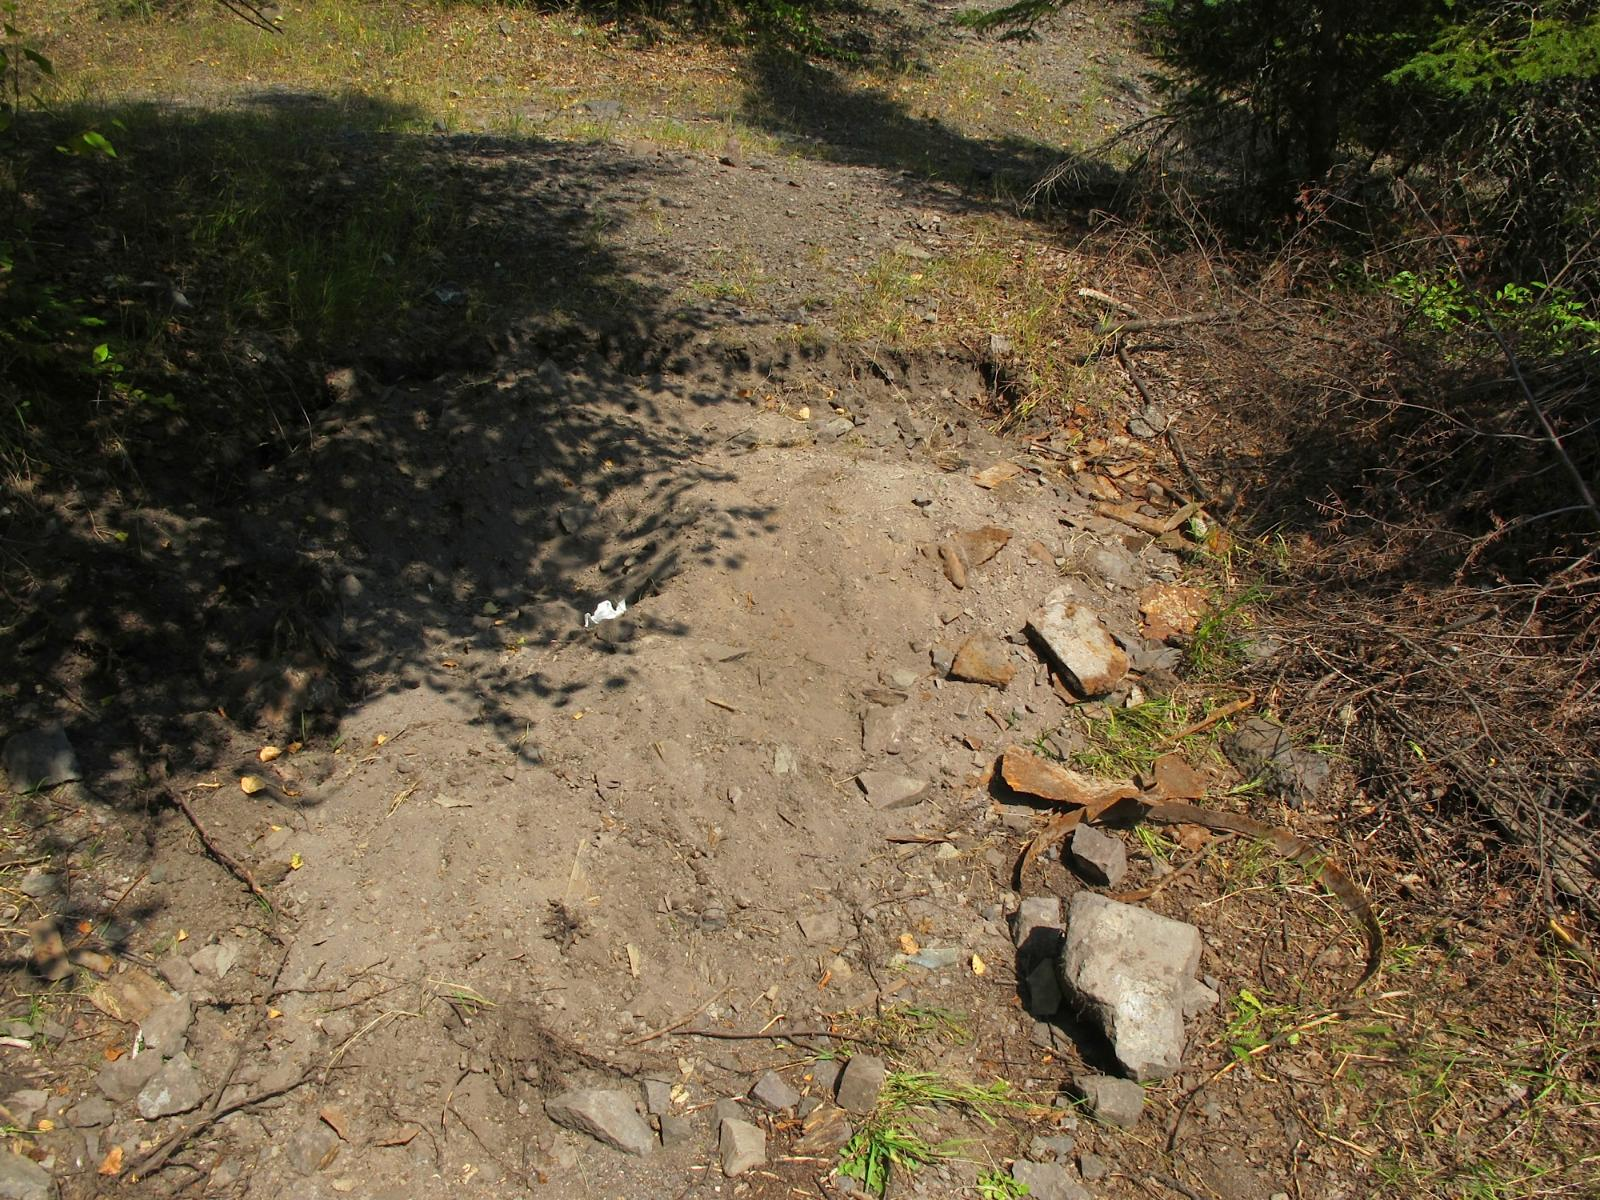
[167,789,273,910]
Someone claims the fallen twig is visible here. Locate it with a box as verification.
[625,986,732,1046]
[130,1065,315,1180]
[1159,694,1256,746]
[167,789,272,910]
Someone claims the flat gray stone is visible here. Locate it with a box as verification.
[1027,592,1128,696]
[68,1097,115,1128]
[1028,1133,1076,1161]
[1225,717,1329,807]
[136,1053,204,1119]
[835,1055,886,1114]
[139,998,193,1057]
[97,1052,163,1102]
[856,770,928,810]
[1078,1074,1145,1128]
[641,1078,672,1116]
[718,1118,766,1176]
[1012,1159,1092,1200]
[545,1088,655,1157]
[749,1070,801,1112]
[188,940,240,979]
[659,1113,694,1148]
[1014,895,1064,958]
[862,707,906,755]
[949,633,1017,687]
[1059,892,1202,1081]
[2,724,81,791]
[4,1092,45,1127]
[797,911,843,944]
[1069,824,1128,887]
[0,1150,52,1200]
[286,1118,341,1174]
[712,1098,744,1128]
[1080,1151,1110,1181]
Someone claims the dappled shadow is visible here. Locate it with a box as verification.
[0,89,786,816]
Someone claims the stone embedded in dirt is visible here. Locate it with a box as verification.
[793,1103,853,1155]
[818,416,855,440]
[1012,1159,1092,1200]
[856,771,929,810]
[1025,958,1063,1018]
[659,1113,694,1149]
[641,1078,673,1116]
[139,998,193,1057]
[5,1091,45,1128]
[1127,403,1169,439]
[772,745,798,776]
[939,541,968,589]
[749,1070,801,1113]
[97,1051,163,1102]
[797,911,843,944]
[287,1118,342,1175]
[0,1150,52,1200]
[1014,896,1064,954]
[862,706,906,755]
[1152,752,1208,801]
[999,747,1139,811]
[949,634,1016,687]
[545,1088,655,1157]
[954,525,1013,566]
[188,940,241,980]
[136,1052,204,1119]
[18,872,60,899]
[1079,1151,1110,1181]
[1138,582,1210,643]
[1077,1074,1146,1128]
[2,724,81,791]
[1026,593,1129,696]
[835,1055,887,1114]
[87,968,173,1026]
[1224,718,1329,807]
[718,1118,766,1176]
[1069,824,1129,887]
[1028,1133,1076,1161]
[68,1097,114,1128]
[1058,892,1204,1082]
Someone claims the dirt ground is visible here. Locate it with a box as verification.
[3,3,1595,1199]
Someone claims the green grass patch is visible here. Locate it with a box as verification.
[1068,695,1189,777]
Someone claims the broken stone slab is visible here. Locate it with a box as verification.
[1079,1151,1110,1181]
[545,1088,655,1156]
[1152,752,1208,801]
[1012,1159,1092,1200]
[188,939,241,980]
[2,724,81,791]
[139,997,193,1058]
[136,1053,205,1119]
[1138,582,1210,643]
[1028,1133,1076,1161]
[287,1118,342,1174]
[862,706,906,755]
[0,1151,52,1200]
[793,1103,852,1155]
[949,634,1017,687]
[1000,747,1139,811]
[856,771,929,811]
[718,1118,766,1176]
[659,1113,694,1149]
[749,1070,801,1112]
[797,911,843,944]
[1014,895,1064,961]
[1068,824,1128,887]
[954,526,1012,566]
[835,1055,887,1114]
[96,1051,164,1103]
[1224,717,1329,808]
[1059,892,1203,1081]
[1077,1074,1145,1128]
[641,1078,673,1116]
[1026,593,1129,696]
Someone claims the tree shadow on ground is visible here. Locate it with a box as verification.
[0,89,787,812]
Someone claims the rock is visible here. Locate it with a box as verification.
[139,998,193,1057]
[1012,1159,1092,1200]
[5,1091,45,1127]
[87,968,172,1025]
[641,1078,672,1116]
[97,1052,163,1102]
[659,1113,694,1148]
[949,634,1016,687]
[862,707,906,755]
[287,1118,342,1174]
[1059,893,1203,1081]
[1224,718,1329,807]
[939,542,967,589]
[718,1118,766,1176]
[1027,594,1129,696]
[1025,959,1062,1017]
[68,1097,114,1128]
[1028,1133,1076,1161]
[1079,1151,1110,1181]
[18,873,60,899]
[1127,403,1168,439]
[1152,753,1208,801]
[835,1055,887,1114]
[2,723,81,790]
[1014,896,1064,958]
[1138,583,1210,642]
[1068,825,1128,887]
[772,745,797,776]
[188,940,240,979]
[1077,1074,1145,1128]
[136,1053,204,1119]
[793,1103,852,1155]
[580,99,623,120]
[156,955,201,993]
[1000,747,1138,810]
[557,504,597,535]
[749,1071,800,1112]
[953,526,1012,566]
[546,1089,654,1156]
[856,771,928,810]
[899,946,960,969]
[0,1151,52,1200]
[797,911,842,944]
[930,644,955,674]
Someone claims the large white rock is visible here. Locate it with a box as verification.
[1026,591,1128,696]
[1058,892,1206,1081]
